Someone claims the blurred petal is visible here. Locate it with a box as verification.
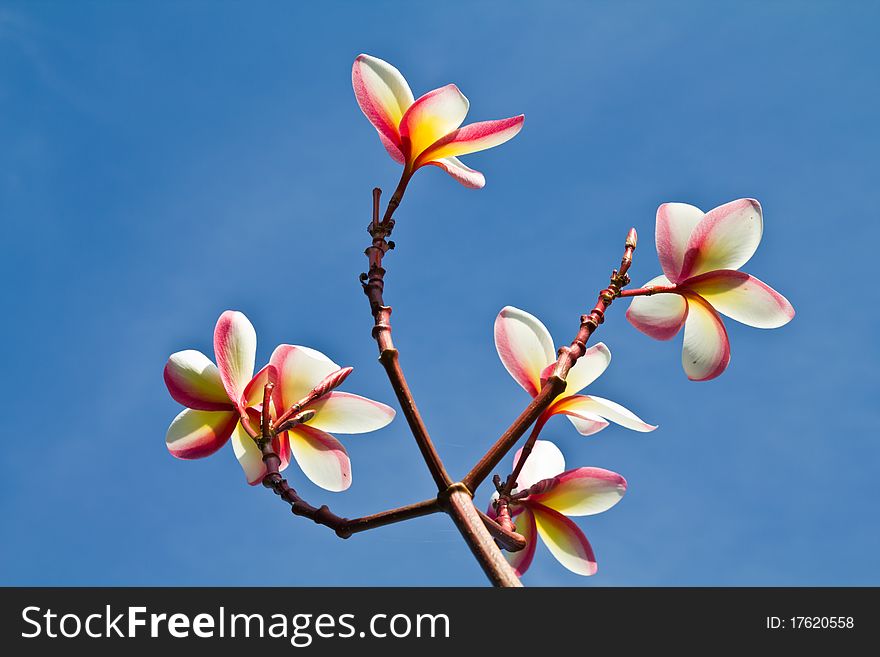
[679,198,763,279]
[513,439,565,490]
[270,344,340,411]
[352,54,414,162]
[230,421,267,486]
[214,311,257,409]
[531,503,597,576]
[681,270,795,328]
[655,202,704,282]
[528,467,627,516]
[400,84,469,161]
[288,425,352,492]
[505,507,537,577]
[681,293,731,381]
[415,115,524,166]
[241,364,278,409]
[561,342,611,397]
[164,350,233,411]
[550,395,657,433]
[165,408,237,459]
[426,156,485,188]
[306,391,395,434]
[626,275,688,340]
[494,306,556,397]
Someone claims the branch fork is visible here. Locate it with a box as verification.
[255,179,640,587]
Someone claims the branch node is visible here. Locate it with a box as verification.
[437,482,473,511]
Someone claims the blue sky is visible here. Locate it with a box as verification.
[1,0,877,586]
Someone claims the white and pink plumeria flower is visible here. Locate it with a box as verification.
[494,306,657,438]
[163,310,395,491]
[352,53,524,189]
[626,199,795,381]
[490,440,627,576]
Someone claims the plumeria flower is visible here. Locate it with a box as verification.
[352,53,524,188]
[490,440,627,576]
[163,311,395,491]
[626,199,795,381]
[494,306,656,438]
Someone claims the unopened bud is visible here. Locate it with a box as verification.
[626,227,638,250]
[313,366,354,398]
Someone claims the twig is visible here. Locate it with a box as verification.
[361,185,452,491]
[617,283,676,298]
[360,184,523,586]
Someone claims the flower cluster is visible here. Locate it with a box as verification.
[164,311,395,491]
[490,306,653,576]
[160,53,797,585]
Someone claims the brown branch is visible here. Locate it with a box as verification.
[258,430,443,538]
[362,185,452,491]
[359,183,525,586]
[500,420,543,496]
[337,498,440,537]
[463,228,639,493]
[439,484,523,587]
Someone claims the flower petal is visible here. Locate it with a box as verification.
[531,503,597,576]
[214,311,257,409]
[494,306,556,397]
[505,507,537,577]
[163,350,233,411]
[681,270,795,329]
[655,202,705,282]
[230,421,267,486]
[270,344,341,412]
[352,54,414,162]
[425,156,485,188]
[566,413,610,436]
[561,342,611,397]
[165,408,238,459]
[399,84,469,161]
[626,275,688,340]
[681,293,731,381]
[528,467,627,516]
[274,431,292,472]
[679,198,763,280]
[415,115,524,167]
[549,395,657,433]
[306,391,395,434]
[241,363,278,409]
[288,424,352,492]
[513,439,565,491]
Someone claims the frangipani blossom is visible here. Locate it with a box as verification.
[490,440,627,576]
[626,199,795,381]
[494,306,656,438]
[352,53,524,189]
[163,311,395,491]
